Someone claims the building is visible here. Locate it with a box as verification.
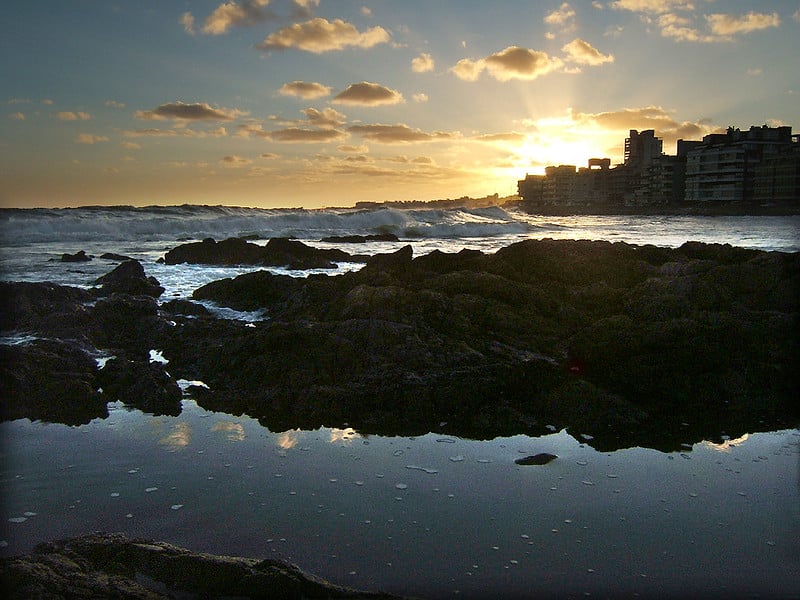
[684,125,795,204]
[516,124,798,209]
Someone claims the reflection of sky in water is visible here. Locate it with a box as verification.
[1,400,797,598]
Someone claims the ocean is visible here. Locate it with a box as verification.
[1,204,799,598]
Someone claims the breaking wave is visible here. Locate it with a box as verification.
[0,204,537,245]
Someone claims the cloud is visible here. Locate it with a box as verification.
[545,2,576,32]
[411,52,435,73]
[201,0,272,35]
[347,123,458,144]
[105,100,126,108]
[42,99,54,105]
[135,101,245,121]
[8,112,25,120]
[705,12,780,36]
[332,82,404,106]
[180,11,195,35]
[57,111,91,120]
[120,141,142,150]
[256,18,390,53]
[123,127,228,138]
[269,128,348,142]
[453,46,562,82]
[474,132,526,143]
[338,144,369,153]
[291,0,319,19]
[279,80,332,99]
[413,93,429,103]
[571,105,717,145]
[76,133,109,144]
[301,107,346,128]
[609,0,695,13]
[221,155,253,166]
[562,39,614,65]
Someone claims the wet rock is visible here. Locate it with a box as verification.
[320,233,400,243]
[163,236,360,269]
[160,298,211,317]
[0,338,105,425]
[90,294,163,356]
[0,281,94,339]
[93,259,165,298]
[99,252,134,261]
[98,357,182,416]
[60,249,91,262]
[0,533,398,599]
[515,453,558,465]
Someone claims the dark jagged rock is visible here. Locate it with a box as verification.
[60,249,91,262]
[163,236,361,269]
[515,453,558,465]
[93,259,165,297]
[99,252,134,261]
[0,533,399,599]
[321,233,400,243]
[0,281,94,339]
[181,239,799,451]
[0,338,105,425]
[160,298,212,317]
[2,240,798,451]
[97,358,182,416]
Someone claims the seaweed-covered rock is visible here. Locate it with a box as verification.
[93,259,164,297]
[97,357,182,416]
[0,533,397,599]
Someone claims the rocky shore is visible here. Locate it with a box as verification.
[0,533,398,599]
[2,237,798,451]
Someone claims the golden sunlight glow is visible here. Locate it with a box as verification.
[276,430,300,450]
[329,427,359,444]
[211,421,246,442]
[158,422,192,450]
[702,433,750,453]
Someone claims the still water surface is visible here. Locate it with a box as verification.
[2,399,798,598]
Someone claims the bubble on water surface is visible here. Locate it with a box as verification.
[170,504,183,510]
[576,460,588,466]
[406,465,438,474]
[449,455,465,462]
[145,487,158,493]
[476,459,491,464]
[354,481,364,486]
[8,517,27,523]
[395,483,408,490]
[581,481,595,486]
[110,493,120,497]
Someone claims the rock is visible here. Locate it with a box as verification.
[0,339,105,425]
[515,453,558,465]
[60,250,91,262]
[0,533,398,599]
[90,294,163,356]
[320,233,400,243]
[99,252,134,261]
[0,281,93,338]
[93,260,165,297]
[163,236,360,269]
[160,298,211,317]
[98,357,182,416]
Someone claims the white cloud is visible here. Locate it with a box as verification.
[279,81,332,99]
[609,0,695,13]
[105,100,126,108]
[256,18,390,53]
[135,101,246,121]
[332,82,404,106]
[705,12,780,36]
[8,112,25,120]
[562,39,614,65]
[76,133,109,144]
[412,93,429,103]
[411,52,435,73]
[57,111,91,121]
[180,11,196,35]
[452,46,562,82]
[202,0,272,35]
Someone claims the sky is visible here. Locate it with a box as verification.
[2,0,799,209]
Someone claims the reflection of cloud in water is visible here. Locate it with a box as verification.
[702,433,750,452]
[329,427,359,444]
[276,430,300,450]
[159,422,191,449]
[211,421,245,441]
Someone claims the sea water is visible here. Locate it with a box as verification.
[1,204,799,597]
[1,400,798,598]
